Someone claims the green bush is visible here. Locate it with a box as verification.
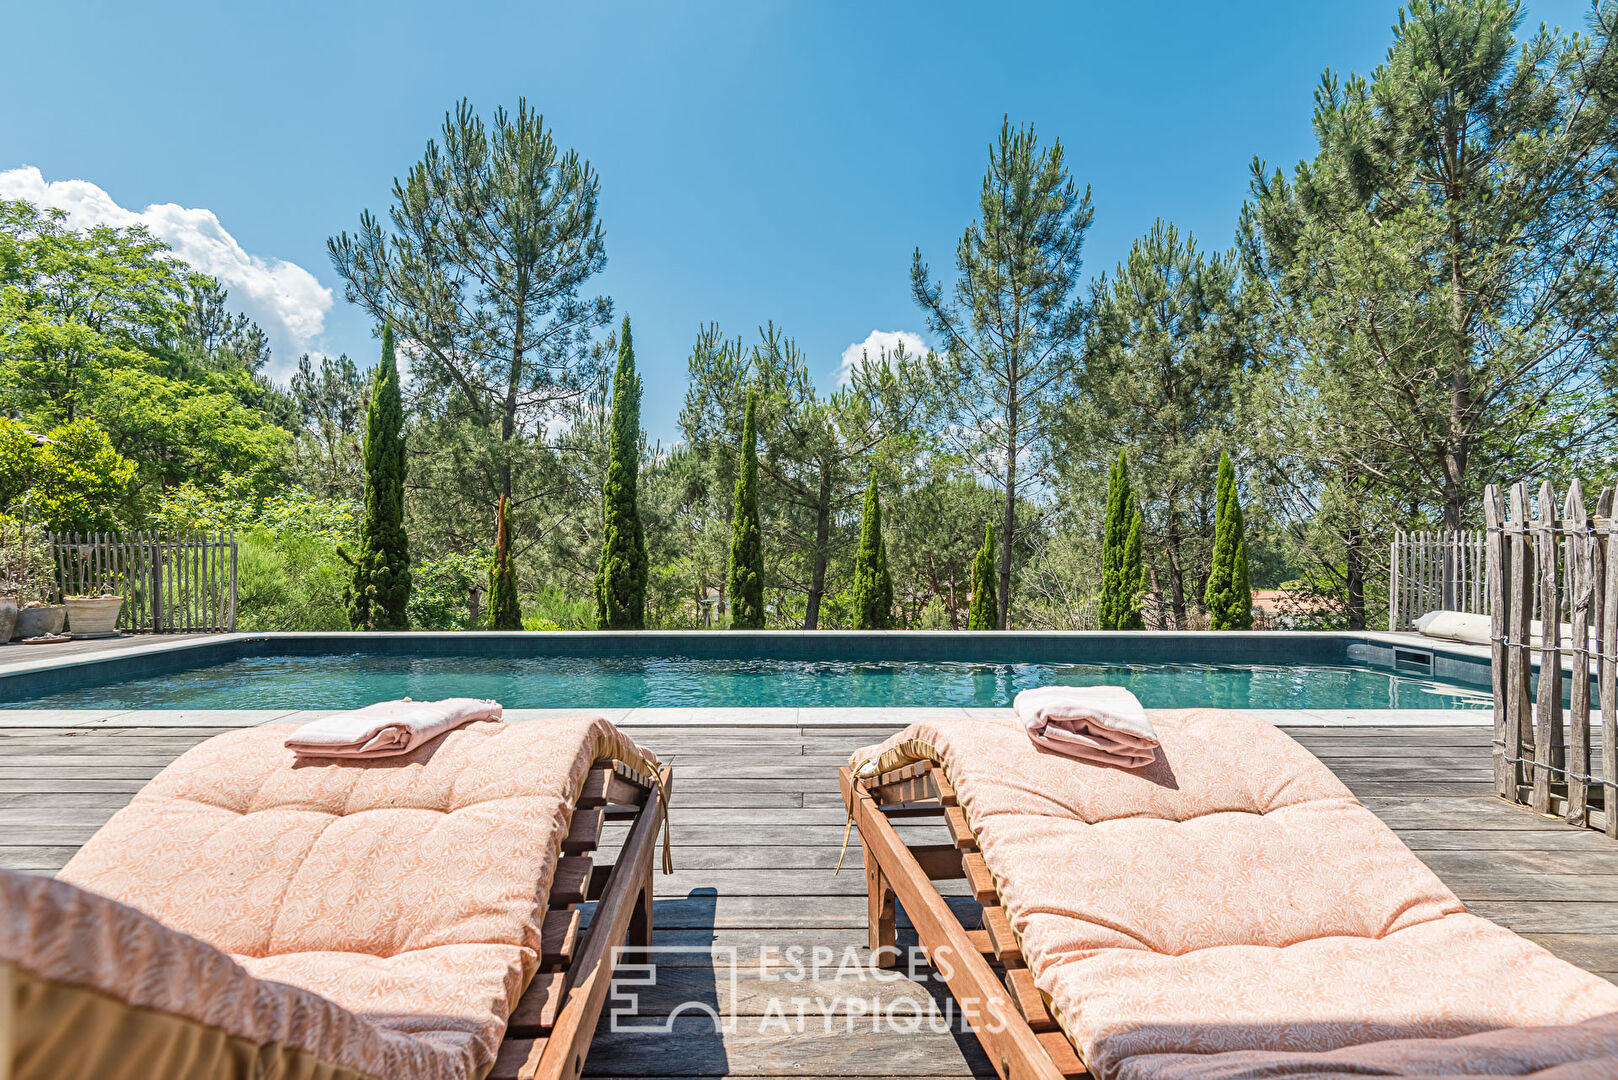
[526,587,595,630]
[408,551,491,630]
[235,529,349,631]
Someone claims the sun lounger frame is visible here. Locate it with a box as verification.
[491,760,673,1080]
[840,761,1088,1080]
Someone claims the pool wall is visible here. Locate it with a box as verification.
[0,630,1502,704]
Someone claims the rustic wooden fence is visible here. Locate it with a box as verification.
[1388,528,1487,630]
[1485,480,1613,837]
[49,531,238,633]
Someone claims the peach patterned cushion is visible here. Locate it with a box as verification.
[1117,1011,1618,1078]
[851,710,1618,1079]
[56,716,660,1079]
[1,868,450,1080]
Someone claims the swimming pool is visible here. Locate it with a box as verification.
[1,648,1493,710]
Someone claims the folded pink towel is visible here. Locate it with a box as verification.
[284,698,503,759]
[1014,685,1159,768]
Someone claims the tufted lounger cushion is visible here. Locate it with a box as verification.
[31,716,660,1080]
[851,709,1618,1080]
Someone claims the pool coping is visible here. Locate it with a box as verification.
[0,706,1493,728]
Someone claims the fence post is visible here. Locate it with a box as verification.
[1389,531,1401,631]
[227,532,238,632]
[1485,486,1511,798]
[1533,481,1563,814]
[1564,481,1592,827]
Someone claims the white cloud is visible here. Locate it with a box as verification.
[0,166,332,376]
[837,329,928,385]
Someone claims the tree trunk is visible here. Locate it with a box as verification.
[999,390,1018,630]
[1163,504,1188,629]
[803,462,833,630]
[500,292,527,504]
[1344,524,1366,631]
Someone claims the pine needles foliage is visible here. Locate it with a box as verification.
[1098,450,1146,630]
[968,521,999,630]
[595,317,647,629]
[1204,450,1252,630]
[345,324,410,629]
[850,474,894,630]
[726,390,765,629]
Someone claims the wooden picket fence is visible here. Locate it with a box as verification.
[49,531,238,634]
[1388,528,1487,630]
[1485,481,1614,836]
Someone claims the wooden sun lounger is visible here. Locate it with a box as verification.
[492,761,673,1080]
[840,761,1086,1080]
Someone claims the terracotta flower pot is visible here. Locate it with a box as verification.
[13,604,66,641]
[65,595,123,638]
[0,596,16,644]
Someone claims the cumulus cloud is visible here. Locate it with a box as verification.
[0,166,332,376]
[837,329,929,385]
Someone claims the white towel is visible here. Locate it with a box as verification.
[1014,685,1159,768]
[285,698,503,759]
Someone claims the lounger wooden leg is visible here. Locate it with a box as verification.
[864,854,898,966]
[625,879,654,963]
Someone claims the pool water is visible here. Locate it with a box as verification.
[6,653,1494,710]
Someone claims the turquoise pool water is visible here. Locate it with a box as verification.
[5,653,1493,710]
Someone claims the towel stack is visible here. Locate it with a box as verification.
[1013,685,1159,768]
[285,698,503,759]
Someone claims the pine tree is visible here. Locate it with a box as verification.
[968,522,998,630]
[850,474,894,630]
[1204,450,1252,630]
[726,390,765,629]
[345,324,411,630]
[489,493,522,630]
[1098,450,1146,630]
[595,317,647,629]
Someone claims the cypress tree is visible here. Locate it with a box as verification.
[968,522,998,630]
[1204,450,1253,630]
[595,317,648,629]
[850,474,894,630]
[1098,450,1146,630]
[726,390,765,629]
[489,493,522,630]
[346,324,411,630]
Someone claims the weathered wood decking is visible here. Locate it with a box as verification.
[1,719,1614,1078]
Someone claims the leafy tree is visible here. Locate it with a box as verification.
[726,390,765,628]
[1243,0,1618,534]
[682,323,920,627]
[0,200,180,423]
[884,457,1000,629]
[1069,220,1255,627]
[345,325,411,630]
[595,316,647,629]
[0,199,291,510]
[0,417,135,533]
[289,352,366,500]
[912,118,1093,628]
[489,493,522,630]
[1099,450,1146,630]
[968,522,998,630]
[849,474,894,630]
[1204,451,1252,630]
[329,100,612,562]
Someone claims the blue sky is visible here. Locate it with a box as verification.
[3,0,1595,442]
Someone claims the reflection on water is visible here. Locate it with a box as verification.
[5,653,1495,711]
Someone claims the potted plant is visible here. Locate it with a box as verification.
[0,511,64,642]
[64,594,124,638]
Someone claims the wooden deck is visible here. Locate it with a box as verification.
[1,719,1614,1077]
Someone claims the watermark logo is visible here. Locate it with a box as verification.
[609,945,740,1034]
[606,943,1011,1036]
